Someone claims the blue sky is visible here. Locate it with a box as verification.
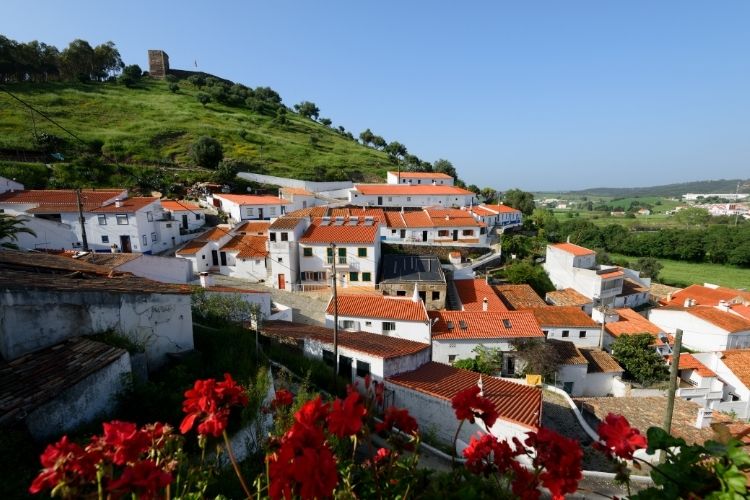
[4,1,749,191]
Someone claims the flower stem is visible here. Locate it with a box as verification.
[223,430,253,499]
[452,419,465,468]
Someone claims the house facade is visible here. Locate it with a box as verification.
[693,350,750,419]
[208,193,290,222]
[268,217,309,290]
[381,208,489,247]
[325,294,430,343]
[349,184,477,208]
[529,306,602,347]
[465,204,523,230]
[386,171,454,185]
[648,305,750,351]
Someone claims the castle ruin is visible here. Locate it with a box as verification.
[147,50,170,79]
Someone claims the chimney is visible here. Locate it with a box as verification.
[695,407,713,429]
[115,199,122,208]
[566,235,571,243]
[412,283,420,303]
[684,298,693,308]
[718,300,730,312]
[199,272,213,288]
[482,297,488,312]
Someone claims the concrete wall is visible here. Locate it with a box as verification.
[542,326,601,348]
[582,372,621,397]
[117,254,193,283]
[1,215,78,250]
[555,364,588,396]
[0,176,24,193]
[26,351,131,440]
[237,172,353,193]
[325,314,430,343]
[380,282,446,310]
[0,289,193,369]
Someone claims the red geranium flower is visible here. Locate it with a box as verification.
[451,386,499,428]
[272,389,294,409]
[510,464,541,500]
[327,391,367,438]
[373,447,391,464]
[525,428,582,499]
[596,413,648,460]
[294,395,330,429]
[180,373,248,437]
[29,436,97,495]
[376,407,419,435]
[463,433,519,476]
[108,459,173,499]
[96,420,150,465]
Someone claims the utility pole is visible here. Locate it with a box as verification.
[330,243,339,394]
[75,188,89,252]
[663,328,684,434]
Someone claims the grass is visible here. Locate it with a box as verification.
[609,253,750,289]
[0,79,392,182]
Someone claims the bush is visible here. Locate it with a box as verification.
[189,136,223,168]
[168,83,179,93]
[611,334,669,385]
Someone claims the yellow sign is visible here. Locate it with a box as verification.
[526,374,542,386]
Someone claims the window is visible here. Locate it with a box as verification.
[383,321,396,332]
[151,232,157,242]
[323,350,335,367]
[116,214,128,225]
[448,355,457,364]
[562,330,569,338]
[338,247,347,264]
[432,291,440,301]
[387,197,392,202]
[358,248,367,257]
[326,247,334,264]
[365,321,372,327]
[396,290,406,296]
[303,247,313,257]
[147,211,153,222]
[277,257,283,263]
[356,360,371,378]
[438,230,449,237]
[166,223,172,228]
[270,232,277,242]
[579,331,587,338]
[361,272,371,282]
[142,235,148,246]
[462,229,473,236]
[195,214,201,220]
[303,271,326,281]
[281,232,288,241]
[101,235,109,243]
[269,207,276,216]
[543,330,549,338]
[406,197,411,202]
[97,214,107,225]
[341,320,356,330]
[349,272,359,281]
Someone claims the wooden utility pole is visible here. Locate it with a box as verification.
[330,243,339,394]
[75,188,89,252]
[663,328,684,433]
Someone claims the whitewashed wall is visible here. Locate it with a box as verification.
[117,255,193,283]
[542,326,601,347]
[325,314,430,343]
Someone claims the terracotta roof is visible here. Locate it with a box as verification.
[285,206,329,218]
[387,362,542,429]
[529,306,598,328]
[387,171,453,179]
[327,295,429,322]
[26,203,83,214]
[262,321,430,359]
[175,226,231,255]
[466,205,496,217]
[429,311,544,340]
[548,339,587,365]
[353,184,475,196]
[205,286,269,294]
[214,194,290,205]
[546,288,592,307]
[549,242,595,256]
[667,353,716,378]
[281,187,315,196]
[234,221,270,234]
[220,234,268,258]
[269,217,305,230]
[622,278,649,294]
[454,279,508,311]
[175,239,208,256]
[160,200,201,211]
[0,249,111,274]
[580,349,623,373]
[720,350,750,388]
[668,284,748,307]
[300,218,379,244]
[0,338,127,424]
[599,270,625,279]
[492,284,547,310]
[682,306,750,333]
[75,253,141,268]
[731,305,750,320]
[605,308,663,337]
[0,189,124,210]
[481,204,521,214]
[93,197,159,213]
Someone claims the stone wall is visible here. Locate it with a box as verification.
[380,281,446,310]
[148,50,169,78]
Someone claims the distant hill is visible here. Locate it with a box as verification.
[554,179,750,198]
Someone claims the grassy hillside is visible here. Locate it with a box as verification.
[0,78,391,183]
[557,179,750,198]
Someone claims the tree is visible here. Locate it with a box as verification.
[187,74,205,87]
[513,339,561,378]
[294,101,320,120]
[196,93,211,107]
[502,261,555,296]
[59,39,95,81]
[503,188,536,216]
[384,141,407,162]
[92,41,123,80]
[371,135,387,149]
[119,64,142,87]
[611,334,669,385]
[480,187,498,204]
[192,288,260,324]
[319,117,332,127]
[189,136,223,169]
[213,159,241,185]
[467,184,481,195]
[0,213,36,249]
[433,158,457,178]
[452,345,503,375]
[632,257,663,281]
[674,206,710,228]
[359,128,374,146]
[168,83,179,93]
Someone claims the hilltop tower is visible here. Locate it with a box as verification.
[147,50,170,78]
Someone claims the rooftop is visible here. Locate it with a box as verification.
[74,252,142,268]
[281,187,315,196]
[262,321,430,359]
[667,284,750,307]
[492,284,547,310]
[720,350,750,389]
[214,194,290,205]
[174,226,231,255]
[429,310,544,340]
[326,294,429,322]
[300,217,380,244]
[546,288,593,307]
[453,279,508,312]
[380,254,445,283]
[686,306,750,333]
[605,308,664,337]
[579,349,623,373]
[0,337,127,424]
[387,171,453,179]
[0,189,124,211]
[529,306,598,328]
[159,199,201,212]
[669,353,716,378]
[268,217,305,230]
[549,242,595,257]
[387,362,542,429]
[548,339,587,365]
[480,204,522,214]
[353,184,475,196]
[234,220,271,234]
[92,197,159,214]
[220,234,268,259]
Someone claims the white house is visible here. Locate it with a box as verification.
[175,226,233,276]
[529,306,601,347]
[325,294,430,343]
[693,349,750,419]
[386,171,454,186]
[386,362,542,447]
[465,204,523,230]
[349,184,477,208]
[208,193,291,222]
[0,175,24,194]
[667,353,725,409]
[602,307,673,355]
[160,200,206,234]
[299,216,381,289]
[76,252,193,284]
[381,208,489,247]
[648,304,750,351]
[280,187,322,212]
[550,340,624,397]
[218,233,269,282]
[428,310,545,374]
[268,216,309,290]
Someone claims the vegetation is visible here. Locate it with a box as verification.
[0,213,35,248]
[502,189,535,216]
[512,339,562,379]
[557,178,749,198]
[452,345,503,375]
[498,260,555,296]
[609,253,750,289]
[611,334,669,386]
[189,136,223,169]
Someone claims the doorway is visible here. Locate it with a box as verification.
[452,230,458,241]
[119,235,132,253]
[278,273,286,290]
[181,214,188,229]
[422,230,428,242]
[258,208,264,219]
[377,196,383,205]
[338,355,353,381]
[220,252,227,266]
[211,250,219,266]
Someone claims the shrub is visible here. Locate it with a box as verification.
[189,136,223,168]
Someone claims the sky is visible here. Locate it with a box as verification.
[3,1,749,191]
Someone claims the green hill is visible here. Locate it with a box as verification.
[560,179,750,198]
[0,78,392,187]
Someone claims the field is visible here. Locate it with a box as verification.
[0,79,391,182]
[609,253,750,289]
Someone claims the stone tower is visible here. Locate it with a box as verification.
[147,50,170,78]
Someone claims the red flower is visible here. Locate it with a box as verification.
[596,413,648,460]
[376,407,419,435]
[272,389,294,409]
[510,464,541,500]
[29,436,97,495]
[96,420,150,465]
[327,391,367,438]
[108,459,172,499]
[463,433,519,476]
[373,447,391,464]
[451,386,499,428]
[294,395,330,429]
[180,373,248,437]
[525,428,582,499]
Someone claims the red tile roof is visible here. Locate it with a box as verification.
[262,321,430,359]
[580,349,623,373]
[235,221,270,234]
[667,353,716,378]
[327,295,429,322]
[93,197,159,213]
[720,350,750,388]
[268,217,305,230]
[387,171,453,179]
[353,184,475,196]
[0,189,124,208]
[160,200,201,211]
[387,362,542,429]
[220,234,268,258]
[546,288,592,307]
[529,306,598,328]
[215,194,291,205]
[429,311,544,340]
[466,205,496,216]
[731,305,750,320]
[599,270,625,279]
[492,284,548,310]
[550,242,595,256]
[606,308,664,337]
[453,279,508,311]
[175,226,231,255]
[667,284,748,307]
[548,339,587,365]
[482,204,521,214]
[300,218,379,244]
[281,187,315,196]
[687,306,750,333]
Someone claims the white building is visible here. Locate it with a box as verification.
[428,310,545,374]
[381,208,489,247]
[325,294,430,343]
[76,252,193,284]
[299,216,381,289]
[529,306,601,348]
[160,200,206,233]
[280,187,323,212]
[386,171,454,186]
[693,350,750,419]
[551,340,625,397]
[268,217,309,290]
[465,204,523,230]
[648,304,750,351]
[0,175,24,194]
[175,226,233,276]
[218,233,269,282]
[668,353,725,409]
[207,193,291,222]
[349,184,477,208]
